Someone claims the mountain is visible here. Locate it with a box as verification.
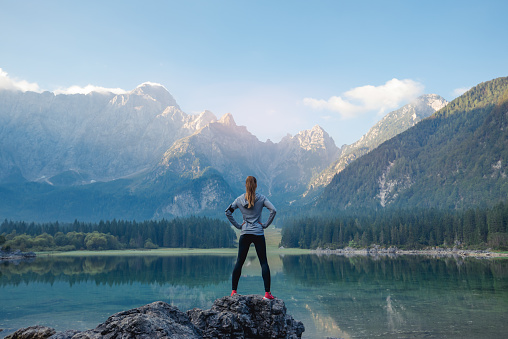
[145,115,340,219]
[0,83,215,183]
[5,76,496,223]
[317,76,508,211]
[305,94,448,197]
[275,125,340,200]
[0,83,341,221]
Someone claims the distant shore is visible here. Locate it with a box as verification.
[38,247,311,257]
[310,247,508,258]
[34,246,508,259]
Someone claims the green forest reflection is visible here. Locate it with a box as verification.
[0,255,234,287]
[282,255,508,287]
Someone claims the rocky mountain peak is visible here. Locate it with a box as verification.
[197,110,217,124]
[413,94,448,114]
[311,124,325,132]
[295,125,336,151]
[182,110,218,131]
[130,82,178,108]
[218,113,237,127]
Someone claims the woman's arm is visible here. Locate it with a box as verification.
[225,201,242,229]
[262,199,277,228]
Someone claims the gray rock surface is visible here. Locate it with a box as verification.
[5,325,55,338]
[70,301,200,339]
[188,294,305,338]
[6,295,304,339]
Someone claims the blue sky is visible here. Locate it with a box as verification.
[1,0,507,145]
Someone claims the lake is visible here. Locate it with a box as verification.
[1,253,507,338]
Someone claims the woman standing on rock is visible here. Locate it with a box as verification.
[225,176,277,300]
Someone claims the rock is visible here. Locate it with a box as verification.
[8,296,304,339]
[48,331,81,339]
[70,301,200,339]
[188,294,305,338]
[5,325,55,339]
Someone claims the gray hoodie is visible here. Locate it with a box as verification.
[225,193,277,235]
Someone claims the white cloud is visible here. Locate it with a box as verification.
[54,84,127,95]
[452,87,471,98]
[0,68,41,92]
[303,78,425,118]
[0,68,128,95]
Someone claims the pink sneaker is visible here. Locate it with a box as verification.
[231,290,237,296]
[263,292,275,300]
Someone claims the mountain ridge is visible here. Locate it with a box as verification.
[304,94,448,198]
[0,85,208,183]
[317,76,508,211]
[3,76,505,222]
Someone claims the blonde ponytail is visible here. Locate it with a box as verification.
[245,176,257,208]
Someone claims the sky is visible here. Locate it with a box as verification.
[1,0,507,146]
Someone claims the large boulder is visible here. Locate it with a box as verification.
[71,301,200,339]
[188,294,305,338]
[6,295,304,339]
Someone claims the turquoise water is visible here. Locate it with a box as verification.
[1,254,507,338]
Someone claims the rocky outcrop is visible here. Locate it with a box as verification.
[188,294,305,338]
[4,325,55,339]
[6,295,304,339]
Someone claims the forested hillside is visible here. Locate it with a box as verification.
[318,76,508,211]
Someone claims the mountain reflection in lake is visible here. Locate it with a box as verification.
[1,254,507,338]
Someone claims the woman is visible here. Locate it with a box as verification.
[225,176,277,300]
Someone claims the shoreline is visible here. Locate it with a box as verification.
[36,247,311,257]
[0,249,36,262]
[310,247,508,258]
[31,247,508,258]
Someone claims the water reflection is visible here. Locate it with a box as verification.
[282,254,508,288]
[0,255,234,287]
[281,255,508,338]
[1,254,507,338]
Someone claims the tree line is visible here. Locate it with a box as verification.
[280,200,508,250]
[0,217,236,251]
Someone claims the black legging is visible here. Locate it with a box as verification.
[232,234,271,292]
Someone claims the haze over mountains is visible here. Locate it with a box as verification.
[0,76,505,222]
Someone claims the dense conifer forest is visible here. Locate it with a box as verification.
[0,217,236,251]
[280,200,508,250]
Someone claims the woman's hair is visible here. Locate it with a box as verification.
[245,176,257,208]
